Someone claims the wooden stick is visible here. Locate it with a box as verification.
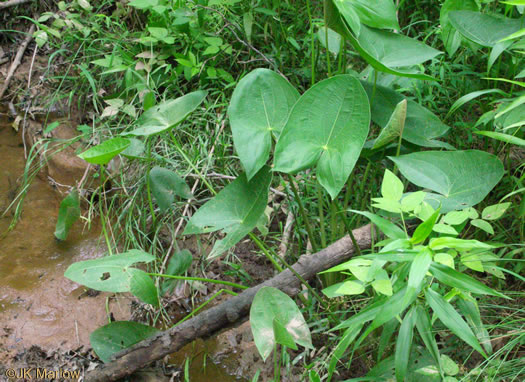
[0,0,33,9]
[85,224,372,381]
[0,24,35,99]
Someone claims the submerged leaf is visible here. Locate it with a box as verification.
[54,189,81,241]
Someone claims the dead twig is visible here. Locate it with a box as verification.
[0,0,32,9]
[85,224,372,381]
[0,24,36,99]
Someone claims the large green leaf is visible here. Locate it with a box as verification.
[390,150,504,211]
[90,321,160,362]
[273,75,370,199]
[358,26,442,68]
[325,0,438,81]
[425,288,487,357]
[78,137,131,165]
[54,189,81,241]
[64,250,155,292]
[125,90,207,136]
[229,69,299,180]
[475,131,525,147]
[250,287,312,362]
[361,82,452,148]
[429,263,508,299]
[448,11,524,47]
[440,0,479,56]
[149,166,192,212]
[183,166,271,259]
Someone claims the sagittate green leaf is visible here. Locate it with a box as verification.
[390,150,504,212]
[54,189,81,241]
[149,166,192,212]
[90,321,160,363]
[425,288,487,358]
[78,137,131,165]
[429,263,509,299]
[64,250,155,292]
[125,90,207,136]
[449,11,523,47]
[250,287,312,361]
[229,69,299,180]
[183,166,271,259]
[273,75,370,199]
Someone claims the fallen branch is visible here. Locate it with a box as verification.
[85,224,372,381]
[0,24,35,99]
[0,0,32,9]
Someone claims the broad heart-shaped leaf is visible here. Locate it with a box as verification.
[440,0,479,56]
[229,69,299,180]
[183,166,271,259]
[78,137,131,165]
[358,26,442,68]
[273,75,370,199]
[64,250,155,292]
[361,82,452,148]
[449,11,524,47]
[129,269,159,307]
[54,189,81,241]
[372,99,407,149]
[250,287,312,361]
[390,150,504,212]
[325,0,437,81]
[90,321,160,363]
[149,166,192,212]
[125,90,207,136]
[425,288,487,358]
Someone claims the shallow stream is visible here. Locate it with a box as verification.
[0,111,241,380]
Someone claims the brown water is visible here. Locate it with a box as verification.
[0,112,131,360]
[0,112,243,380]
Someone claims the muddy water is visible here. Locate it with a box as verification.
[0,112,130,358]
[0,112,244,380]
